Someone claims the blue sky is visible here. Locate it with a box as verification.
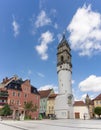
[0,0,101,100]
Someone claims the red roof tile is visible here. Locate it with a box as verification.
[74,101,86,106]
[94,93,101,100]
[39,89,53,98]
[48,93,57,98]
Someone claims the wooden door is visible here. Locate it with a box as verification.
[75,112,80,119]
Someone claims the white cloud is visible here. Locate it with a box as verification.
[74,93,95,101]
[50,9,58,29]
[67,4,101,56]
[12,17,20,37]
[35,31,54,60]
[38,84,58,93]
[37,72,45,78]
[79,75,101,92]
[57,33,62,42]
[39,0,45,9]
[81,94,87,101]
[72,80,75,84]
[35,10,51,28]
[54,23,58,29]
[28,70,32,75]
[50,9,57,17]
[29,14,37,35]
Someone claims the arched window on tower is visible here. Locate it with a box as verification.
[61,55,64,62]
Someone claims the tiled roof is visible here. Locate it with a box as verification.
[5,79,23,91]
[57,34,70,50]
[31,86,40,95]
[48,93,57,98]
[2,77,12,84]
[94,93,101,100]
[74,101,86,106]
[5,79,39,95]
[0,76,19,88]
[39,89,53,98]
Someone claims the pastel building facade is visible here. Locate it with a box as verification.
[39,89,54,117]
[0,76,40,119]
[46,93,57,117]
[73,101,90,119]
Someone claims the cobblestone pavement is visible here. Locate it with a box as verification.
[0,119,101,130]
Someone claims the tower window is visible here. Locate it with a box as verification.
[60,66,62,68]
[61,56,64,62]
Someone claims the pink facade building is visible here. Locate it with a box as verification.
[0,76,40,119]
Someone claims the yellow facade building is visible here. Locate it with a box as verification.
[94,94,101,107]
[46,94,57,117]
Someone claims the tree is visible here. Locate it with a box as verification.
[94,107,101,118]
[0,104,12,116]
[24,101,37,119]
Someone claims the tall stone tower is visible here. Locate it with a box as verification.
[55,34,74,119]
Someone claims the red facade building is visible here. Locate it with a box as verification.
[0,76,40,119]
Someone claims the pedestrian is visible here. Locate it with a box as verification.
[83,114,85,120]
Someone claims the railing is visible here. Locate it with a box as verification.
[0,92,8,97]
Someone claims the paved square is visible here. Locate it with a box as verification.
[0,119,101,130]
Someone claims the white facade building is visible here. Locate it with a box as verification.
[73,101,90,119]
[55,34,74,119]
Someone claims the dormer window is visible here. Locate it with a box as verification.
[15,85,17,89]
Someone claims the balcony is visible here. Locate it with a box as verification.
[0,91,8,98]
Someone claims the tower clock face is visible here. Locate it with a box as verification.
[67,94,72,104]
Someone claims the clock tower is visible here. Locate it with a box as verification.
[55,34,74,119]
